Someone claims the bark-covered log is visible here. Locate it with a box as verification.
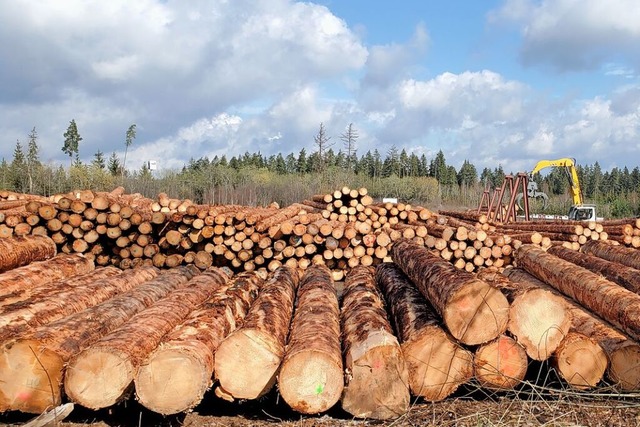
[514,244,640,342]
[135,271,261,415]
[503,267,640,391]
[391,239,509,345]
[547,245,640,294]
[277,265,343,414]
[340,266,409,420]
[581,240,640,271]
[0,265,199,413]
[477,269,570,361]
[0,235,57,273]
[474,334,528,389]
[375,263,473,400]
[65,268,230,409]
[553,331,607,389]
[214,266,298,401]
[0,253,95,297]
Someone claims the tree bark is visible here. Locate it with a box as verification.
[0,235,57,273]
[340,266,409,420]
[581,240,640,271]
[0,266,199,413]
[375,263,473,400]
[391,239,509,345]
[277,264,343,414]
[135,271,261,415]
[214,266,298,401]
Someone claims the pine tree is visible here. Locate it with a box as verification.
[313,122,333,173]
[92,150,106,170]
[62,119,82,167]
[11,140,26,192]
[108,152,121,176]
[123,123,136,176]
[340,123,358,172]
[26,127,40,193]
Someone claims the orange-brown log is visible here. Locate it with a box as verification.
[375,263,473,400]
[391,239,509,345]
[340,266,409,419]
[552,331,607,389]
[581,240,640,270]
[0,235,57,273]
[277,265,343,414]
[474,334,528,389]
[136,272,261,415]
[214,266,298,400]
[0,266,199,413]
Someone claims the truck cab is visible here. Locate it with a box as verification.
[568,204,598,221]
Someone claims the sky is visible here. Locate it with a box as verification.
[1,0,640,174]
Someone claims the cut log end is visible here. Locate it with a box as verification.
[0,340,64,414]
[443,279,509,346]
[553,332,607,390]
[65,348,133,409]
[508,288,571,361]
[277,350,343,415]
[135,347,210,415]
[214,329,281,400]
[474,335,528,390]
[609,344,640,391]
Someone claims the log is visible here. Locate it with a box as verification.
[65,268,229,409]
[375,263,473,400]
[0,235,57,273]
[214,267,298,400]
[503,267,640,391]
[477,269,570,361]
[547,245,640,294]
[340,266,409,419]
[277,264,343,414]
[135,271,262,415]
[514,244,640,342]
[553,331,607,389]
[474,334,528,389]
[391,239,509,345]
[0,254,95,298]
[581,240,640,270]
[0,266,199,413]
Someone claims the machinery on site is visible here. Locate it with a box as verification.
[516,157,599,221]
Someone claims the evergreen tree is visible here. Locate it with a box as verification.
[430,150,447,183]
[123,124,136,174]
[62,119,82,167]
[340,123,358,171]
[457,160,477,187]
[108,152,121,176]
[285,153,297,174]
[313,122,333,173]
[382,145,400,177]
[26,127,40,193]
[11,140,26,191]
[92,150,106,170]
[296,148,308,174]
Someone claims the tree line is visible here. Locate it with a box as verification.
[1,122,639,218]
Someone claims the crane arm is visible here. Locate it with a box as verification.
[529,157,583,206]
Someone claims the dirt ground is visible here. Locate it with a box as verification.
[3,383,640,427]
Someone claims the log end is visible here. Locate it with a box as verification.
[341,336,409,420]
[278,350,344,414]
[65,348,133,410]
[609,343,640,391]
[214,329,282,400]
[508,288,571,361]
[135,346,210,415]
[474,335,528,390]
[0,340,64,414]
[553,332,607,390]
[444,279,509,346]
[402,327,474,401]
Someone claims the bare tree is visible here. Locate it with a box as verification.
[313,122,334,173]
[340,123,358,172]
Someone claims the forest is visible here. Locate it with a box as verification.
[1,126,639,219]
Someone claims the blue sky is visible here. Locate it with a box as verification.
[1,0,639,174]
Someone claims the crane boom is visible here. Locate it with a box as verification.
[529,157,583,206]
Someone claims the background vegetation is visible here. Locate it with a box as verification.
[2,124,639,219]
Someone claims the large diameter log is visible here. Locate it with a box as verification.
[0,267,158,340]
[65,268,230,409]
[340,266,409,420]
[477,269,570,361]
[581,240,640,271]
[0,265,199,414]
[504,267,640,391]
[548,245,640,294]
[0,235,57,273]
[214,266,298,401]
[474,334,528,389]
[135,271,261,415]
[277,264,343,414]
[0,253,95,297]
[391,239,509,345]
[375,263,473,400]
[553,331,607,389]
[515,244,640,342]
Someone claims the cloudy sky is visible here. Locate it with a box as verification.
[2,0,639,173]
